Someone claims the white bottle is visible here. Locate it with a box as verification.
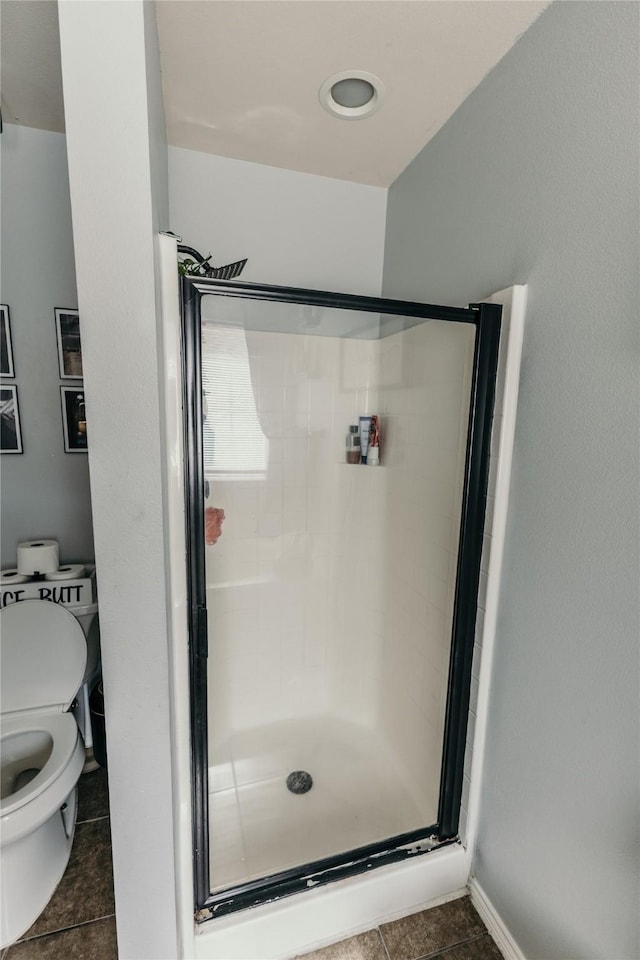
[367,415,380,465]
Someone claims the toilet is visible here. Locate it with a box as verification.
[0,600,88,947]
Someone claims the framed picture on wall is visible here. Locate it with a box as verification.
[0,385,23,454]
[1,305,15,377]
[55,308,83,379]
[61,386,88,453]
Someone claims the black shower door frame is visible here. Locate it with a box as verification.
[180,276,502,920]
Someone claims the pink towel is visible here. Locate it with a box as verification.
[205,507,225,545]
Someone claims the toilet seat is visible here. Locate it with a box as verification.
[0,712,84,846]
[1,713,79,819]
[0,601,88,845]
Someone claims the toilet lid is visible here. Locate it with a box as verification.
[0,600,87,714]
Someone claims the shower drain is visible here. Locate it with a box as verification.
[286,770,313,794]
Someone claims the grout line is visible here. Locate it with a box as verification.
[76,812,110,825]
[412,932,491,960]
[16,913,116,944]
[376,926,392,960]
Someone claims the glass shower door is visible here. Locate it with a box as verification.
[181,279,501,916]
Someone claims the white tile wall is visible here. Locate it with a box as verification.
[205,329,380,743]
[376,321,475,815]
[204,318,475,825]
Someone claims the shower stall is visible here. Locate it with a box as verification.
[180,277,501,919]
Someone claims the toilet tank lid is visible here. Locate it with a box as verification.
[0,600,87,715]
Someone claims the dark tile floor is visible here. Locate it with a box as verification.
[298,897,503,960]
[2,768,118,960]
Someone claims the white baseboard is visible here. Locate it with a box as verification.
[468,878,525,960]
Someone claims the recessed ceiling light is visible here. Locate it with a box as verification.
[319,70,384,120]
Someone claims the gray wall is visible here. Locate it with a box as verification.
[383,4,639,959]
[144,0,169,231]
[0,123,94,568]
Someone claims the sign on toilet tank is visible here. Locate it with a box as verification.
[0,573,94,609]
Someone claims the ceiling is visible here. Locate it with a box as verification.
[1,1,65,134]
[1,0,549,187]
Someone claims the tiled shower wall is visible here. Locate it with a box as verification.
[205,319,474,807]
[205,330,380,743]
[376,321,475,813]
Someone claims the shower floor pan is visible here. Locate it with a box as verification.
[208,716,437,893]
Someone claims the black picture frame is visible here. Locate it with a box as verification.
[1,305,15,378]
[60,386,88,453]
[55,308,83,379]
[0,384,23,453]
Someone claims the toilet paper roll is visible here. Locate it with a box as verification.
[17,540,60,577]
[0,569,30,586]
[44,564,86,581]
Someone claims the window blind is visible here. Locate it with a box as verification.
[201,324,268,478]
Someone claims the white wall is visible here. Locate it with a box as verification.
[169,147,387,295]
[205,329,380,740]
[376,319,475,816]
[383,3,640,958]
[204,315,474,830]
[0,124,94,568]
[58,3,179,957]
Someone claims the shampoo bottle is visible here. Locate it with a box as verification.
[359,415,371,463]
[368,415,380,465]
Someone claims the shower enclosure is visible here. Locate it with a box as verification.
[180,277,501,919]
